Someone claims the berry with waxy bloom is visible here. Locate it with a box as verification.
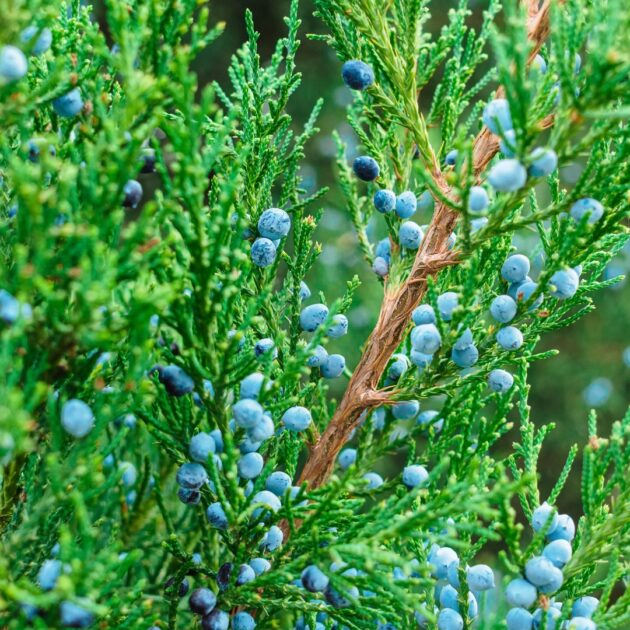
[490,294,518,323]
[61,399,95,438]
[528,148,558,178]
[327,314,348,338]
[497,326,524,351]
[301,565,329,592]
[502,254,531,284]
[189,588,217,616]
[395,191,417,218]
[258,207,291,239]
[281,406,312,432]
[437,292,458,321]
[402,464,429,489]
[532,501,558,533]
[488,159,527,192]
[122,179,142,208]
[206,502,228,529]
[373,189,396,214]
[506,578,538,608]
[549,268,580,299]
[353,155,380,181]
[570,198,603,223]
[483,98,513,134]
[300,303,329,332]
[251,237,276,267]
[52,88,84,117]
[321,353,345,378]
[469,186,490,213]
[0,46,28,82]
[488,369,514,393]
[412,304,436,325]
[399,220,423,249]
[341,60,375,90]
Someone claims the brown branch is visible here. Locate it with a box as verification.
[297,1,559,491]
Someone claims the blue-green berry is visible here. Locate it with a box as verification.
[496,326,524,350]
[572,597,599,619]
[451,344,479,368]
[155,364,195,396]
[301,565,329,592]
[410,324,441,354]
[549,269,579,299]
[21,26,53,55]
[528,148,558,178]
[445,150,458,166]
[412,304,436,325]
[373,189,396,214]
[248,413,275,442]
[37,559,62,591]
[373,256,389,277]
[402,464,428,489]
[249,558,271,575]
[525,556,559,587]
[0,46,28,82]
[238,452,264,479]
[237,563,256,585]
[506,578,538,608]
[201,609,229,630]
[440,584,460,611]
[265,471,292,496]
[532,606,561,630]
[515,281,543,310]
[189,432,215,462]
[363,472,384,489]
[259,523,283,549]
[483,98,513,134]
[122,179,143,208]
[547,513,575,542]
[61,399,94,438]
[299,281,310,300]
[468,186,489,213]
[570,198,603,223]
[506,607,534,630]
[206,502,228,529]
[327,314,348,338]
[500,129,517,157]
[254,338,277,359]
[392,400,419,420]
[341,60,375,90]
[251,238,277,267]
[321,354,345,378]
[467,564,495,591]
[232,612,256,630]
[233,399,264,429]
[176,462,208,489]
[488,159,527,192]
[52,88,84,117]
[307,344,328,367]
[418,190,434,211]
[338,448,357,470]
[532,502,558,533]
[410,349,433,368]
[300,303,329,332]
[189,588,217,615]
[240,372,266,400]
[258,207,290,239]
[542,539,572,568]
[437,608,464,630]
[490,294,517,323]
[353,156,380,181]
[488,369,514,393]
[281,406,312,432]
[59,601,94,628]
[399,221,423,249]
[395,191,417,218]
[437,291,458,320]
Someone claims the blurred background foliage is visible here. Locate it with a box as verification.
[97,0,629,514]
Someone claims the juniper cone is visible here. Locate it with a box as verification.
[0,0,629,628]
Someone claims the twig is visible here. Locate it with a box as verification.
[297,1,559,491]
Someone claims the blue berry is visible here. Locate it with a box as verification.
[238,452,264,479]
[410,324,441,354]
[515,281,543,310]
[547,513,575,542]
[399,221,423,249]
[189,588,217,615]
[440,584,460,611]
[299,281,311,300]
[341,60,375,90]
[61,399,94,438]
[570,198,603,223]
[395,191,417,218]
[52,88,84,118]
[532,606,561,630]
[201,609,229,630]
[240,372,266,400]
[0,46,28,82]
[500,129,517,157]
[528,148,558,178]
[372,256,389,277]
[353,156,380,181]
[411,348,432,369]
[338,448,357,469]
[466,564,495,591]
[471,217,489,232]
[327,314,348,338]
[324,584,356,608]
[265,471,292,496]
[392,400,419,420]
[412,304,436,325]
[237,563,256,585]
[300,303,329,332]
[258,208,290,239]
[249,558,271,575]
[506,578,538,608]
[431,547,458,580]
[468,186,489,213]
[418,190,434,211]
[247,413,275,442]
[321,354,345,378]
[373,189,396,214]
[232,612,256,630]
[531,54,548,74]
[206,502,228,529]
[122,179,143,208]
[307,344,328,367]
[259,523,283,549]
[37,559,61,591]
[59,601,94,628]
[445,150,459,166]
[446,560,460,589]
[506,607,534,630]
[21,26,53,55]
[0,290,31,323]
[437,292,458,321]
[490,294,517,323]
[233,399,264,429]
[417,409,442,432]
[402,464,428,489]
[488,369,514,393]
[189,432,216,463]
[566,618,596,630]
[572,596,599,619]
[532,502,558,533]
[437,608,464,630]
[549,269,579,299]
[281,406,312,432]
[543,539,572,568]
[525,556,559,587]
[302,565,329,592]
[497,326,524,350]
[176,462,208,489]
[375,237,392,260]
[155,364,195,396]
[363,472,384,489]
[254,337,277,359]
[251,237,277,267]
[119,461,137,487]
[488,159,527,192]
[483,98,513,134]
[451,344,479,368]
[388,354,409,381]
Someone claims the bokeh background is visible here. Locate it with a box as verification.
[108,0,630,513]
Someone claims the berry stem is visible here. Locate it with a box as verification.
[297,0,559,491]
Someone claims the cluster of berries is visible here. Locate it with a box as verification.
[250,207,291,268]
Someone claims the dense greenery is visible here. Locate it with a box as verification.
[0,0,628,628]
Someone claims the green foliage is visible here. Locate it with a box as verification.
[0,0,628,628]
